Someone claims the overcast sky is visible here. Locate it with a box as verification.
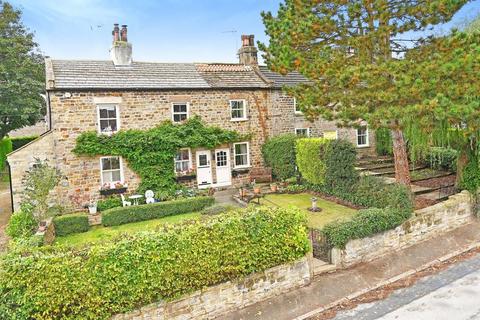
[9,0,480,64]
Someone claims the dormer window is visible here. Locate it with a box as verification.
[97,104,120,134]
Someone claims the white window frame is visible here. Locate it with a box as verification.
[171,102,189,123]
[100,156,124,186]
[174,148,192,173]
[97,104,120,134]
[233,142,250,169]
[357,126,369,147]
[229,99,248,121]
[293,97,302,114]
[295,128,310,137]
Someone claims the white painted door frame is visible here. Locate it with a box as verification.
[196,150,213,189]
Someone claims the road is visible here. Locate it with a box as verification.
[333,252,480,320]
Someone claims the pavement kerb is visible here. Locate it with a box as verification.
[293,240,480,320]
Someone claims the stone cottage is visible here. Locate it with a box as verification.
[7,25,374,211]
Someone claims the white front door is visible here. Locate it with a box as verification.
[215,148,232,187]
[196,150,212,188]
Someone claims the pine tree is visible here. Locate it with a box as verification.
[261,0,468,186]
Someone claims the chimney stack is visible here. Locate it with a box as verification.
[238,34,258,65]
[110,23,132,66]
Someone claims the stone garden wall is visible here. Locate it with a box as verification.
[112,257,312,320]
[331,191,475,268]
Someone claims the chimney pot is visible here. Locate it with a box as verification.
[120,25,128,42]
[112,23,120,42]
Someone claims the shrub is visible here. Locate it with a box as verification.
[283,184,307,193]
[322,207,411,248]
[53,213,90,237]
[10,135,38,150]
[296,138,329,185]
[5,211,37,239]
[201,204,236,215]
[0,138,12,170]
[0,206,310,320]
[427,147,458,172]
[375,128,393,156]
[262,134,298,180]
[97,196,122,211]
[323,140,358,196]
[102,196,215,227]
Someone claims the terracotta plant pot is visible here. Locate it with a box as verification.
[239,188,248,198]
[253,187,261,194]
[270,184,278,192]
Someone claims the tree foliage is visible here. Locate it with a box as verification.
[0,1,45,140]
[261,0,467,185]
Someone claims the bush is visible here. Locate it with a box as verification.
[102,196,215,227]
[10,135,38,150]
[296,138,329,185]
[97,197,122,211]
[0,138,12,170]
[322,207,411,248]
[201,204,236,215]
[283,184,308,193]
[5,211,37,239]
[375,128,393,156]
[427,147,458,172]
[53,213,90,237]
[0,206,310,320]
[323,140,358,196]
[262,134,298,180]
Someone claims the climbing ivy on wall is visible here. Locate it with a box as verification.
[73,116,244,193]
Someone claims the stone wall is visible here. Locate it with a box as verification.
[331,191,475,268]
[112,257,312,320]
[269,90,376,156]
[7,132,55,211]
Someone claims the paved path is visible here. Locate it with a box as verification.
[217,221,480,320]
[334,253,480,320]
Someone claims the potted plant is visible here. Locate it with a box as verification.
[252,182,261,195]
[100,182,128,196]
[88,200,98,215]
[38,220,47,232]
[270,183,278,192]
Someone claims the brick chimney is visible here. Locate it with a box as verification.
[238,34,258,65]
[110,24,132,66]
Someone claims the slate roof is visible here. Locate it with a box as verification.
[258,66,309,88]
[46,59,307,90]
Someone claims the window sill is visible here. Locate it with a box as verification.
[98,131,118,136]
[357,144,370,148]
[294,112,303,116]
[233,165,251,170]
[230,118,248,122]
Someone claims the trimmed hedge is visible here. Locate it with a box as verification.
[10,135,38,151]
[102,196,215,227]
[262,134,298,180]
[323,140,358,196]
[0,138,12,170]
[97,196,122,211]
[53,213,90,237]
[0,206,310,320]
[296,138,329,185]
[427,147,458,172]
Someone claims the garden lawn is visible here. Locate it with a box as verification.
[260,193,356,228]
[55,212,201,247]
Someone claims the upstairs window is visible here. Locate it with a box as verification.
[295,128,310,137]
[97,104,119,134]
[230,100,247,121]
[234,142,250,168]
[172,103,189,123]
[357,126,369,147]
[175,149,191,173]
[100,156,123,185]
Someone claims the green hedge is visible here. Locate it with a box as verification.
[262,134,298,180]
[53,213,90,237]
[5,210,37,239]
[0,138,12,170]
[10,135,38,151]
[102,196,215,227]
[323,140,358,196]
[0,206,310,320]
[97,196,122,211]
[427,147,458,172]
[296,138,329,185]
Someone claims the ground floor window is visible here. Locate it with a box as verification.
[295,128,310,137]
[234,142,250,168]
[175,149,191,172]
[357,126,369,147]
[100,156,123,185]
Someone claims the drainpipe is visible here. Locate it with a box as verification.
[6,161,14,213]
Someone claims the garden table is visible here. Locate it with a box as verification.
[128,194,143,205]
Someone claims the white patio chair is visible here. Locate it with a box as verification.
[120,194,132,207]
[145,190,155,204]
